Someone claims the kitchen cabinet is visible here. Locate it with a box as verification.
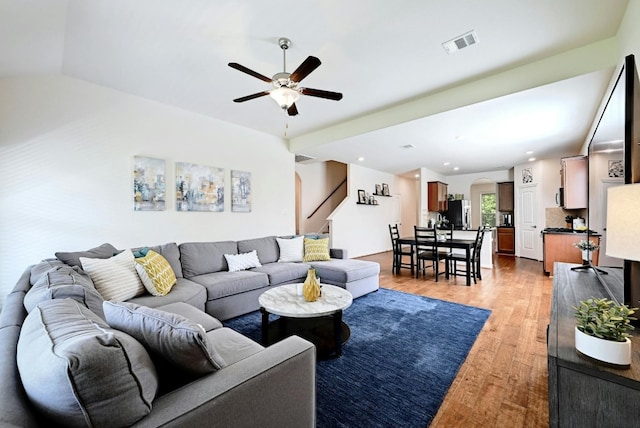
[543,232,599,275]
[496,227,515,254]
[497,181,514,212]
[427,181,448,212]
[560,156,587,209]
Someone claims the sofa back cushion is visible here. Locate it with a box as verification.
[179,241,238,277]
[24,265,105,320]
[238,236,279,264]
[17,299,158,427]
[29,259,66,285]
[54,243,119,268]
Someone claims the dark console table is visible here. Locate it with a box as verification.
[548,263,640,427]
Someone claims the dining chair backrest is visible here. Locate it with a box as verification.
[473,226,488,258]
[389,224,400,244]
[414,226,438,252]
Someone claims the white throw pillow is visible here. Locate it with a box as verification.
[276,236,304,262]
[224,250,262,272]
[80,249,145,301]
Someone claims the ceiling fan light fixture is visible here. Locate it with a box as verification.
[270,87,300,109]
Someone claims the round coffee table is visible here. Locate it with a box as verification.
[259,283,353,358]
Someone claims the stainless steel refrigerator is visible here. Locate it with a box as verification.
[447,200,471,230]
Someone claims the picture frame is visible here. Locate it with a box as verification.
[133,156,166,211]
[382,183,390,196]
[176,162,224,212]
[522,167,533,184]
[358,189,366,204]
[231,170,251,212]
[608,160,624,178]
[375,184,382,195]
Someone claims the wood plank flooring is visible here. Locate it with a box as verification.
[356,251,551,427]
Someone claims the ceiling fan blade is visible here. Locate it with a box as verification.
[300,87,343,101]
[233,91,270,103]
[287,103,299,116]
[228,63,272,83]
[289,56,321,83]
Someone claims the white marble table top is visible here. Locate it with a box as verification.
[259,283,353,318]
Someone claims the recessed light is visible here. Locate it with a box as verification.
[453,167,460,171]
[358,157,365,162]
[443,162,450,166]
[415,174,420,179]
[526,150,534,155]
[529,157,536,162]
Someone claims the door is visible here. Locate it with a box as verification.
[599,179,624,267]
[518,184,539,259]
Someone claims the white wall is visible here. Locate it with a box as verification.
[329,163,397,258]
[0,76,295,307]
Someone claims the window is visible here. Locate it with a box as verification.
[481,193,496,227]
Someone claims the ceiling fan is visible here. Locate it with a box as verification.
[228,37,343,116]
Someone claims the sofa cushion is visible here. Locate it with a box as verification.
[80,249,145,301]
[252,262,310,285]
[103,301,226,375]
[303,237,331,262]
[189,271,269,300]
[238,236,279,264]
[55,242,119,268]
[134,250,177,296]
[126,278,207,311]
[309,259,381,283]
[29,259,66,285]
[17,299,158,428]
[24,265,105,319]
[155,302,223,332]
[206,327,264,365]
[224,250,262,272]
[179,241,238,277]
[276,236,304,262]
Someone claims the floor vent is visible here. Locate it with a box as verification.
[295,154,315,163]
[442,30,479,54]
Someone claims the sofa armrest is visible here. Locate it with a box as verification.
[330,248,348,259]
[132,335,316,428]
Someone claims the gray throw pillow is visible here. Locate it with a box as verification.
[103,301,227,375]
[24,265,105,319]
[17,299,158,427]
[55,243,119,267]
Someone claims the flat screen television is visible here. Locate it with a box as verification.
[586,54,640,307]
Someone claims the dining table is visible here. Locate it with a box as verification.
[397,236,477,286]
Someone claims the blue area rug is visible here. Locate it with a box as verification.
[225,288,491,427]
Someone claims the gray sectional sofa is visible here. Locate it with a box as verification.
[0,235,380,427]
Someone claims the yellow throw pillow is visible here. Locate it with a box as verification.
[303,237,331,262]
[134,250,177,296]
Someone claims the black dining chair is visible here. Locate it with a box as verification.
[448,226,488,284]
[389,224,413,274]
[414,226,449,281]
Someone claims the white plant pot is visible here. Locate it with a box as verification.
[581,250,592,262]
[575,327,631,366]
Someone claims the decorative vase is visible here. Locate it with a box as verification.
[575,327,631,366]
[581,250,592,263]
[303,268,321,302]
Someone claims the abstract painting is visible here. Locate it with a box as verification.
[133,156,166,211]
[175,162,224,212]
[608,160,624,177]
[231,170,252,212]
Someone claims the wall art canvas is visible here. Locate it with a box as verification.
[522,167,533,184]
[231,170,252,212]
[176,162,224,212]
[133,156,166,211]
[608,160,624,177]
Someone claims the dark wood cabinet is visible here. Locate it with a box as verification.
[427,181,448,212]
[548,263,640,427]
[496,227,515,254]
[542,233,599,275]
[560,156,587,209]
[497,181,514,212]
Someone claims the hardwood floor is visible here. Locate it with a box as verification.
[356,251,551,427]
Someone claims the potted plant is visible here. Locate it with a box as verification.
[573,297,637,366]
[573,239,599,263]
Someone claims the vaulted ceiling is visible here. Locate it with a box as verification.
[0,0,630,176]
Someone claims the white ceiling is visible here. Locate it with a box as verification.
[0,0,630,177]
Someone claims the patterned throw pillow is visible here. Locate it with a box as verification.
[80,249,145,301]
[134,250,177,296]
[224,250,262,272]
[303,237,331,262]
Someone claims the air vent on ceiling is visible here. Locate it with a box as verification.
[295,154,316,163]
[400,144,415,149]
[442,30,479,54]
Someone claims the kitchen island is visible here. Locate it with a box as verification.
[451,228,494,269]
